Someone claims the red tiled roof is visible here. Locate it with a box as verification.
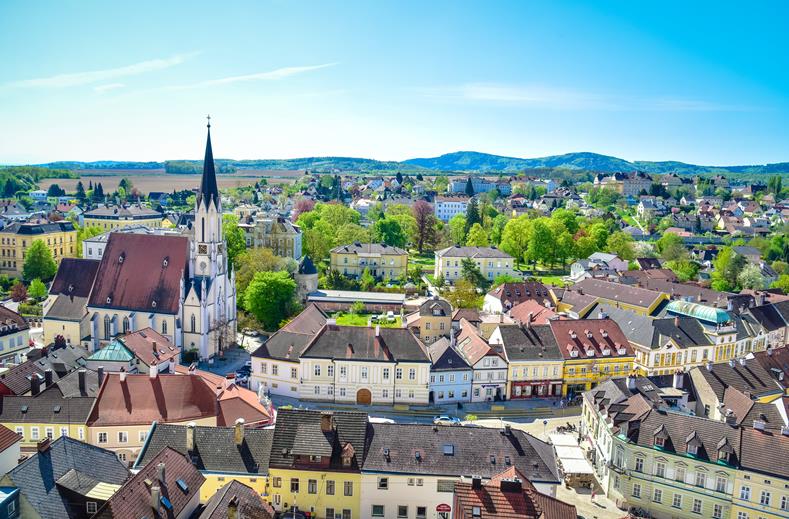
[88,233,189,314]
[87,373,218,426]
[549,318,634,360]
[456,319,503,365]
[0,424,21,452]
[216,384,272,427]
[120,328,179,367]
[509,300,557,325]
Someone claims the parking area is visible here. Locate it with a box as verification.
[192,345,252,383]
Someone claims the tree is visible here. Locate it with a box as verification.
[10,282,27,302]
[76,225,104,258]
[767,175,783,196]
[22,240,57,282]
[494,273,522,285]
[489,214,508,245]
[360,267,375,290]
[771,274,789,293]
[75,181,86,203]
[606,231,635,261]
[711,247,747,291]
[373,218,407,248]
[234,248,287,298]
[28,278,47,300]
[221,214,246,268]
[465,198,481,233]
[738,263,766,290]
[395,171,403,184]
[243,271,297,331]
[666,259,700,282]
[465,223,489,247]
[292,198,315,221]
[465,177,474,196]
[446,279,481,309]
[500,216,532,267]
[46,184,65,197]
[460,258,488,288]
[336,223,371,246]
[412,200,438,253]
[448,214,467,245]
[656,233,687,262]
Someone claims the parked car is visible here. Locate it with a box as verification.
[433,415,461,426]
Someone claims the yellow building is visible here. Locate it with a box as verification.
[489,324,565,399]
[404,297,452,344]
[42,257,100,346]
[330,242,408,280]
[0,221,77,277]
[434,245,515,284]
[0,392,92,452]
[134,422,271,502]
[268,409,366,519]
[549,319,635,396]
[558,278,670,317]
[733,427,789,519]
[83,203,163,230]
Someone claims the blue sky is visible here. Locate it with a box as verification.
[1,0,788,165]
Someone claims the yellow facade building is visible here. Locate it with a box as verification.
[404,297,452,344]
[0,221,77,277]
[0,392,92,452]
[330,242,408,280]
[83,204,163,230]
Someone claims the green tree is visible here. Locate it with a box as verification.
[10,281,27,302]
[489,214,508,246]
[465,177,474,196]
[656,233,687,262]
[47,184,65,197]
[445,279,481,309]
[767,175,783,196]
[771,274,789,293]
[461,258,488,288]
[243,271,297,331]
[666,259,700,282]
[22,240,57,282]
[28,278,47,300]
[606,231,635,261]
[500,216,532,267]
[550,208,579,235]
[234,248,287,299]
[465,223,489,247]
[411,200,439,253]
[75,225,104,258]
[448,214,467,245]
[222,214,246,268]
[75,181,86,203]
[737,263,766,290]
[493,273,522,285]
[336,223,371,246]
[711,247,747,291]
[360,267,375,290]
[465,198,481,233]
[373,217,408,248]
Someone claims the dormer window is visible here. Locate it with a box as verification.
[655,436,665,448]
[118,253,125,264]
[106,296,112,304]
[151,300,157,308]
[162,258,169,267]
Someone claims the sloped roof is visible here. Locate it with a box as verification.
[496,325,563,362]
[118,327,179,366]
[573,278,664,311]
[509,300,557,326]
[198,480,275,519]
[692,358,783,401]
[666,300,731,324]
[50,258,100,297]
[301,325,429,363]
[548,318,633,360]
[436,245,513,259]
[251,304,327,361]
[216,384,272,427]
[330,242,407,256]
[88,233,189,314]
[456,319,503,365]
[0,424,21,452]
[486,282,550,306]
[427,338,471,371]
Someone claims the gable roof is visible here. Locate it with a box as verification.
[436,245,513,259]
[573,278,665,311]
[508,300,557,326]
[427,338,471,371]
[0,424,21,452]
[0,392,94,424]
[456,319,503,366]
[88,233,189,314]
[330,242,407,256]
[6,437,129,519]
[486,282,550,307]
[198,480,275,519]
[691,358,784,401]
[301,325,429,363]
[116,327,180,367]
[251,304,327,361]
[94,447,204,519]
[495,325,563,362]
[0,345,88,395]
[50,258,100,298]
[215,384,272,427]
[548,318,634,360]
[136,423,273,476]
[87,373,218,426]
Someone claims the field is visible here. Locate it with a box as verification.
[333,312,403,328]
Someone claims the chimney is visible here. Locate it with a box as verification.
[728,359,736,368]
[500,478,523,494]
[157,462,166,484]
[227,496,239,519]
[471,476,482,490]
[31,374,41,396]
[98,366,105,386]
[738,357,746,367]
[234,418,245,446]
[151,485,161,510]
[320,413,334,433]
[169,358,176,373]
[186,422,196,452]
[78,369,86,393]
[727,299,734,311]
[756,292,765,306]
[225,374,236,388]
[36,438,51,453]
[626,375,636,391]
[672,371,683,389]
[706,361,713,371]
[149,362,158,379]
[119,368,127,383]
[44,369,53,387]
[375,324,381,337]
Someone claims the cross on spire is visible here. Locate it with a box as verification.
[206,114,211,128]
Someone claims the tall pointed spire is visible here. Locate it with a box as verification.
[198,115,219,209]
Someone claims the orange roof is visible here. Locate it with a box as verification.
[509,300,557,325]
[216,384,272,427]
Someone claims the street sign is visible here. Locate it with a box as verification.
[436,504,451,512]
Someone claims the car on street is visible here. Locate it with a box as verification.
[433,415,461,425]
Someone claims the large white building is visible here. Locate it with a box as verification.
[433,196,468,222]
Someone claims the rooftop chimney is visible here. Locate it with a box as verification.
[151,485,161,511]
[78,369,86,393]
[186,422,196,452]
[375,324,381,337]
[739,357,746,366]
[98,366,105,386]
[31,374,41,396]
[149,363,158,379]
[227,496,239,519]
[626,375,636,391]
[169,358,176,374]
[672,370,684,389]
[157,462,166,484]
[234,418,245,446]
[225,374,236,388]
[119,368,127,383]
[674,316,680,327]
[471,476,482,490]
[320,413,334,433]
[728,359,736,368]
[36,438,51,453]
[500,477,523,494]
[44,369,53,387]
[706,361,713,372]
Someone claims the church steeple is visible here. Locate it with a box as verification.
[198,115,219,209]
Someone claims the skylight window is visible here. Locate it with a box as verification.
[176,479,189,493]
[443,444,454,456]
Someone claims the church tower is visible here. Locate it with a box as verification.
[183,117,237,360]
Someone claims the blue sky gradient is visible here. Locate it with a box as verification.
[1,0,788,165]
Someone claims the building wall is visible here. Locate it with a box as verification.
[86,309,179,351]
[198,472,268,503]
[0,440,20,477]
[434,201,467,223]
[0,229,77,277]
[330,251,408,280]
[250,359,301,396]
[469,356,508,402]
[731,469,789,519]
[267,468,360,519]
[428,369,472,403]
[434,255,515,284]
[42,316,85,347]
[83,215,162,231]
[562,356,634,396]
[632,341,713,376]
[0,330,29,367]
[4,422,87,451]
[360,473,458,519]
[505,359,564,399]
[412,314,451,344]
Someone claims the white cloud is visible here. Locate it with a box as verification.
[167,62,338,90]
[8,52,199,88]
[93,83,125,93]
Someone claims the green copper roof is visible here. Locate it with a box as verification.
[666,300,731,324]
[87,340,133,362]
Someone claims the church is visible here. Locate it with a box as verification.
[44,122,237,360]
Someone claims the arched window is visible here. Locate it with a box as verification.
[122,317,130,334]
[162,320,168,335]
[103,315,111,339]
[191,314,196,333]
[201,217,205,242]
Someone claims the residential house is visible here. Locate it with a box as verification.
[426,336,472,404]
[0,426,21,477]
[196,480,275,519]
[241,214,302,260]
[268,409,369,518]
[0,436,129,519]
[0,345,89,396]
[558,279,669,316]
[85,328,180,374]
[732,427,789,519]
[42,258,100,346]
[0,221,77,277]
[298,322,431,405]
[482,281,550,314]
[549,318,635,396]
[455,319,507,402]
[508,299,558,325]
[330,243,408,280]
[83,204,163,230]
[569,253,628,282]
[489,323,564,399]
[0,306,29,367]
[360,422,562,519]
[94,446,204,519]
[664,300,740,364]
[404,296,452,344]
[434,245,515,284]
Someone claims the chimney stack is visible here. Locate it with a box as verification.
[157,462,166,484]
[31,374,41,396]
[36,438,51,453]
[225,374,236,389]
[234,418,245,446]
[375,324,381,337]
[626,374,636,391]
[119,368,127,383]
[186,422,196,452]
[169,358,176,374]
[320,413,333,433]
[151,485,161,510]
[227,496,239,519]
[78,369,86,393]
[672,370,683,389]
[149,362,158,379]
[500,477,523,494]
[674,316,680,327]
[471,476,482,490]
[706,361,713,371]
[98,366,105,386]
[44,369,53,387]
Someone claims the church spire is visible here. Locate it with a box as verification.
[198,115,219,209]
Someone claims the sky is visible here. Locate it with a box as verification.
[1,0,788,165]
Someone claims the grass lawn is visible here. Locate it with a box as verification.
[333,312,403,328]
[535,275,568,286]
[408,253,435,273]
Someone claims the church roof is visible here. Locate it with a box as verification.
[298,255,317,275]
[198,122,220,209]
